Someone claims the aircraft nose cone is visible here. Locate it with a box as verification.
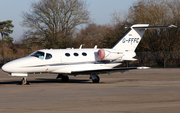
[1,63,10,73]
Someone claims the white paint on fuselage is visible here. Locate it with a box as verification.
[2,49,121,74]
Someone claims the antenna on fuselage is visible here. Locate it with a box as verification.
[79,44,83,49]
[79,44,85,49]
[94,45,97,49]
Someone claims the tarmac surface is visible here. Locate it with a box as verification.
[0,68,180,113]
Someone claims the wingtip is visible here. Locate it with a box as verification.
[169,25,177,28]
[137,67,150,69]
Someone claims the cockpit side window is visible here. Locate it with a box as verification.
[45,53,52,60]
[30,51,45,59]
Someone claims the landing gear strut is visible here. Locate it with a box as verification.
[20,77,31,85]
[90,73,100,83]
[56,74,69,83]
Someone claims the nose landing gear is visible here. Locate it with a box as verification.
[20,77,31,85]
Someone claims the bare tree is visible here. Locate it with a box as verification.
[127,0,180,51]
[111,11,129,25]
[127,0,180,67]
[110,0,179,67]
[75,23,108,48]
[21,0,90,48]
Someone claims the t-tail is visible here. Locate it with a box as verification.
[97,24,176,62]
[111,24,177,51]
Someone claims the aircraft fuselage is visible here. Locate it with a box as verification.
[2,49,123,75]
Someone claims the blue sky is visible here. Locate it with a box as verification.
[0,0,138,41]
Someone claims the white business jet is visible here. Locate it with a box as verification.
[1,24,176,84]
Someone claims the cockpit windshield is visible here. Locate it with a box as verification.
[30,51,45,59]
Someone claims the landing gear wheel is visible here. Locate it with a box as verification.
[20,77,31,85]
[21,77,27,85]
[56,74,62,79]
[61,75,69,83]
[92,76,100,83]
[90,74,100,83]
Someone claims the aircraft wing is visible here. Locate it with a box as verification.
[71,67,149,75]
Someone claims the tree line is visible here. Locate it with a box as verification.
[0,0,180,67]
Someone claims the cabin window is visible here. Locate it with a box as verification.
[74,53,79,56]
[82,52,87,56]
[31,51,45,59]
[45,53,52,59]
[65,53,70,57]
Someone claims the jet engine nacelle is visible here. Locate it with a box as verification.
[97,49,123,61]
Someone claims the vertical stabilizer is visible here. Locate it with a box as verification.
[111,24,149,51]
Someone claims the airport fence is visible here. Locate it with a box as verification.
[0,51,180,68]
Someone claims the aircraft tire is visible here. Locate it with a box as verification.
[61,75,69,83]
[21,77,27,85]
[92,76,100,83]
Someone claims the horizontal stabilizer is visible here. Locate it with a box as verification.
[129,24,177,29]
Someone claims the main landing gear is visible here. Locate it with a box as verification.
[56,74,69,83]
[90,73,100,83]
[56,74,100,83]
[20,77,31,85]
